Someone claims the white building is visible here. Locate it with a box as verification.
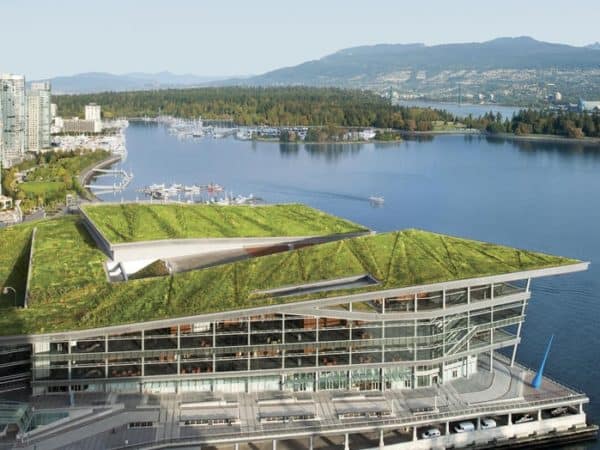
[85,103,101,121]
[27,81,52,152]
[579,99,600,112]
[0,73,26,167]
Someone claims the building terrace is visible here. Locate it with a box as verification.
[0,204,583,337]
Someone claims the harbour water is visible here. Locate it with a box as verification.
[396,100,521,119]
[101,123,600,449]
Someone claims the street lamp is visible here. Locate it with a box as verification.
[2,286,17,307]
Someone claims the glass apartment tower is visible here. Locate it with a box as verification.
[0,74,26,167]
[27,82,52,153]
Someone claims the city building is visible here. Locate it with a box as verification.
[84,103,101,121]
[0,203,595,449]
[26,81,52,152]
[579,99,600,112]
[61,117,102,133]
[0,73,26,167]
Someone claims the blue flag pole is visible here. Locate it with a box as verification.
[532,335,554,389]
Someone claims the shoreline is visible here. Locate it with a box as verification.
[134,118,600,147]
[399,129,600,146]
[484,132,600,145]
[78,154,123,201]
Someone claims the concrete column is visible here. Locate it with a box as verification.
[344,433,350,450]
[445,421,450,435]
[272,439,277,450]
[580,403,584,414]
[68,341,72,381]
[477,416,481,430]
[176,325,181,375]
[309,435,314,450]
[234,444,239,450]
[379,429,385,449]
[413,426,417,441]
[538,409,542,421]
[248,319,251,371]
[508,412,512,426]
[141,330,145,377]
[105,334,109,379]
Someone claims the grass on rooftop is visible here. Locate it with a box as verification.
[0,223,35,309]
[81,203,367,243]
[0,214,579,336]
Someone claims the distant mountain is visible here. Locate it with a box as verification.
[37,72,229,94]
[586,42,600,50]
[244,37,600,86]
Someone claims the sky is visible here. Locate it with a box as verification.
[2,0,600,79]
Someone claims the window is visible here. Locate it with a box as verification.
[129,421,153,428]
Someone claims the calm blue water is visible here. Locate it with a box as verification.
[396,100,521,119]
[102,123,600,448]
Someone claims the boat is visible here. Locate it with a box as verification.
[368,196,385,204]
[206,183,224,193]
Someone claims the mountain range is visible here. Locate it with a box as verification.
[39,37,600,103]
[39,72,230,94]
[242,37,600,86]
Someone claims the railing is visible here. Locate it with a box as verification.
[108,392,588,450]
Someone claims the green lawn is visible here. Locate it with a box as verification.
[81,203,368,243]
[0,214,579,336]
[19,181,66,195]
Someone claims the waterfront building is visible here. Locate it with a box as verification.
[61,117,102,133]
[0,203,595,449]
[27,81,52,152]
[85,103,101,121]
[0,73,26,167]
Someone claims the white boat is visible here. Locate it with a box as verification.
[368,196,385,204]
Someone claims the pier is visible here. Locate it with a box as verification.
[84,167,133,191]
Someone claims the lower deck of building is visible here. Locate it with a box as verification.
[0,354,594,450]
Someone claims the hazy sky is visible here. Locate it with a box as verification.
[3,0,599,79]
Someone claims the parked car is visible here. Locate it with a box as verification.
[481,418,497,429]
[454,421,475,433]
[421,428,441,439]
[515,414,534,424]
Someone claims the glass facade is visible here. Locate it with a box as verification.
[21,280,528,395]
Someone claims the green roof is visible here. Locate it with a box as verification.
[0,213,580,336]
[80,203,367,243]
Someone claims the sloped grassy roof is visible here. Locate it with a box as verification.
[0,223,35,309]
[0,214,579,336]
[80,203,367,243]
